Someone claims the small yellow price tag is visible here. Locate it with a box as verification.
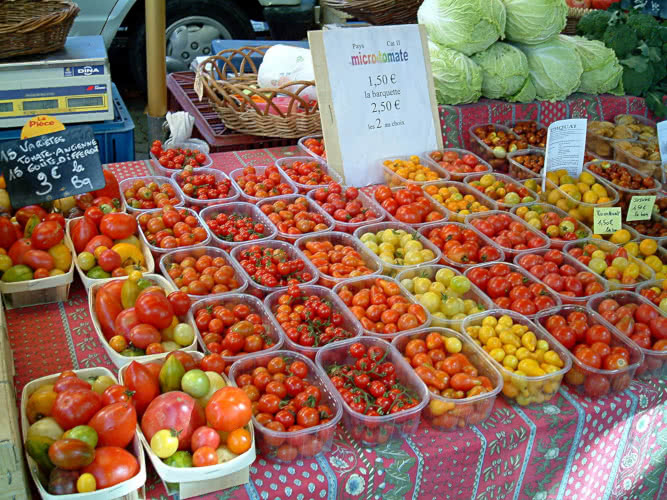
[626,195,656,222]
[594,207,622,234]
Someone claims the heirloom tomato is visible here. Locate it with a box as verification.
[205,386,252,432]
[99,213,137,240]
[48,439,95,470]
[141,391,206,450]
[82,446,139,489]
[124,361,160,416]
[95,280,124,339]
[88,402,137,448]
[8,238,31,265]
[0,217,17,249]
[71,217,99,253]
[31,221,64,250]
[52,389,102,430]
[135,291,174,330]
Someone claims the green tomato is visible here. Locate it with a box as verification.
[63,425,98,449]
[412,277,431,295]
[197,371,227,407]
[400,278,414,293]
[77,252,96,271]
[660,297,667,314]
[121,346,145,357]
[442,297,465,317]
[165,450,193,468]
[0,254,12,272]
[419,291,441,313]
[360,232,376,244]
[181,369,210,398]
[27,417,63,442]
[91,375,115,394]
[151,429,179,458]
[589,257,608,275]
[504,192,520,205]
[173,323,195,346]
[611,257,629,272]
[435,268,455,286]
[450,276,471,295]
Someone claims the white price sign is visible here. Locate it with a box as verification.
[309,25,442,186]
[658,120,667,173]
[542,118,588,190]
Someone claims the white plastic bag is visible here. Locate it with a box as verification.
[257,45,317,101]
[164,111,210,152]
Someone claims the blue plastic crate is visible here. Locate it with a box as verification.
[0,82,135,164]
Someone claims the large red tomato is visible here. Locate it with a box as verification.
[88,402,137,448]
[93,170,122,201]
[205,386,252,432]
[95,280,124,339]
[71,217,99,253]
[135,291,174,329]
[0,217,17,250]
[15,205,47,228]
[99,213,137,240]
[141,392,206,450]
[81,447,139,489]
[8,238,32,265]
[52,389,103,430]
[84,235,114,255]
[114,308,140,339]
[650,317,667,340]
[22,249,54,271]
[124,361,160,416]
[31,221,64,250]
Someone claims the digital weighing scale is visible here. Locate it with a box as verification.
[0,36,113,128]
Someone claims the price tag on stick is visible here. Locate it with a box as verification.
[627,195,656,222]
[542,119,587,191]
[594,207,622,234]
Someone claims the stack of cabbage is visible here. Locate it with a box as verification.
[420,0,623,104]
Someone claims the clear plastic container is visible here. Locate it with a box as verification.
[464,210,551,261]
[395,264,493,332]
[264,284,363,359]
[136,206,211,260]
[509,203,592,251]
[199,202,278,250]
[331,275,431,340]
[462,172,539,210]
[391,327,503,429]
[612,141,662,183]
[462,310,572,406]
[119,175,184,214]
[422,148,492,181]
[275,155,342,192]
[463,262,562,319]
[257,194,335,243]
[468,123,520,173]
[586,126,627,160]
[503,120,547,150]
[228,350,342,461]
[150,141,213,176]
[380,186,449,230]
[379,154,450,187]
[417,220,506,270]
[534,305,644,396]
[297,134,325,161]
[513,248,609,305]
[587,290,667,379]
[159,245,248,300]
[229,239,319,298]
[353,221,442,277]
[507,149,545,180]
[170,167,240,210]
[229,165,298,203]
[295,231,382,287]
[562,237,655,291]
[590,223,641,242]
[422,181,499,222]
[315,336,430,446]
[307,188,385,233]
[188,293,283,361]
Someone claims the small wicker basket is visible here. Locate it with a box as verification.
[199,46,321,139]
[563,7,593,35]
[0,0,79,59]
[322,0,423,25]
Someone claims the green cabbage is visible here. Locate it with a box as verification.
[501,0,568,45]
[471,42,529,99]
[418,0,506,56]
[514,38,583,102]
[428,42,482,105]
[558,35,624,95]
[507,77,536,103]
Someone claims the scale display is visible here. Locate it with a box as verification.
[0,85,109,120]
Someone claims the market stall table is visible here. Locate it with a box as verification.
[6,149,667,500]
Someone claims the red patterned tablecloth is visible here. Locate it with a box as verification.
[7,148,667,500]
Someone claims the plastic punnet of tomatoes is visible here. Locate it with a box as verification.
[468,123,521,173]
[296,232,381,287]
[275,156,342,192]
[514,249,608,305]
[423,181,498,223]
[588,291,667,378]
[418,221,505,269]
[230,165,297,203]
[463,172,538,210]
[307,182,385,233]
[511,203,592,250]
[315,337,429,446]
[298,135,326,160]
[534,305,644,397]
[333,276,431,340]
[425,148,492,181]
[465,211,550,261]
[258,195,334,243]
[265,284,362,359]
[22,367,146,497]
[625,239,667,279]
[590,225,641,244]
[118,351,256,479]
[373,184,447,228]
[120,176,184,213]
[228,350,342,461]
[171,168,240,211]
[137,207,211,256]
[200,202,277,251]
[150,140,212,175]
[563,238,655,291]
[637,279,667,312]
[507,150,545,180]
[464,262,561,318]
[229,240,318,298]
[391,327,502,428]
[379,155,450,187]
[396,265,494,332]
[463,311,571,406]
[505,120,547,149]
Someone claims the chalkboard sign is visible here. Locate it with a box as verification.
[0,126,105,209]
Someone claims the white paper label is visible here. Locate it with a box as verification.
[658,120,667,172]
[321,26,438,186]
[542,119,588,190]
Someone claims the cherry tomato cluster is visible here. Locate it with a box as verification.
[302,137,325,159]
[639,284,667,309]
[259,197,330,237]
[235,356,334,460]
[337,278,428,335]
[123,179,181,210]
[300,240,375,284]
[138,208,208,249]
[151,140,209,170]
[278,159,333,187]
[516,251,605,298]
[175,172,234,202]
[374,185,444,225]
[428,150,489,176]
[469,213,547,253]
[235,245,313,289]
[310,183,379,226]
[166,252,242,297]
[566,243,644,286]
[195,302,275,358]
[466,263,558,316]
[204,212,269,243]
[592,298,667,352]
[514,205,588,244]
[233,166,294,199]
[423,223,502,265]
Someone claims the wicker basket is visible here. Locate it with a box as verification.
[322,0,423,25]
[563,7,593,35]
[199,46,321,139]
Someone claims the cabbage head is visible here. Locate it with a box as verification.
[514,38,583,102]
[429,42,482,105]
[418,0,506,56]
[471,42,529,99]
[501,0,568,45]
[558,35,623,95]
[507,77,536,103]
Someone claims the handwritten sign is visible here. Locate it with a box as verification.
[309,25,442,186]
[627,195,656,222]
[594,207,622,234]
[542,119,587,191]
[0,125,104,209]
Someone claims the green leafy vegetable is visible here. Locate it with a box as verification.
[558,35,623,95]
[428,42,483,105]
[501,0,568,45]
[471,42,529,99]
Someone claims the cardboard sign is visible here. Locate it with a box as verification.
[309,25,442,186]
[0,120,104,209]
[542,119,587,190]
[627,195,656,222]
[594,207,622,234]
